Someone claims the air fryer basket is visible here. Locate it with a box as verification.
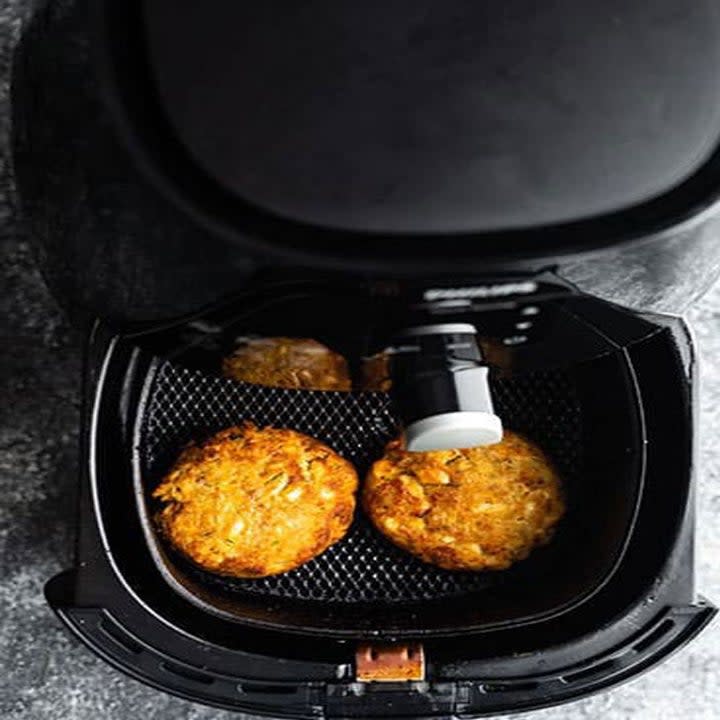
[127,284,646,637]
[139,362,580,605]
[41,281,714,715]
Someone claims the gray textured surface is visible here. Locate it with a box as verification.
[1,3,719,719]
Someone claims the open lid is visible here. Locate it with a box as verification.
[143,0,720,235]
[92,1,720,268]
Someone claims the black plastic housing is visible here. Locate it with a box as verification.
[44,283,717,717]
[9,0,720,328]
[10,2,719,717]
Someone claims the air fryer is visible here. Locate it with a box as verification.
[11,1,720,717]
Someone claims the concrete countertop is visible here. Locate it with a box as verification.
[1,1,718,718]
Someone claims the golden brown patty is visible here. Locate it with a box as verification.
[153,423,358,578]
[363,432,565,571]
[222,337,351,391]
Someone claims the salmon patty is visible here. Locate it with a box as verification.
[153,423,358,577]
[363,431,564,571]
[222,337,351,391]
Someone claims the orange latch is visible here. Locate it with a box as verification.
[355,643,425,682]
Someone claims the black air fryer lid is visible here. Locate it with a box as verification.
[144,0,720,236]
[17,0,720,328]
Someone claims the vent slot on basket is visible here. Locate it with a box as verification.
[160,661,215,685]
[139,361,582,605]
[238,683,300,695]
[633,619,675,653]
[563,658,617,683]
[482,680,540,693]
[99,617,143,656]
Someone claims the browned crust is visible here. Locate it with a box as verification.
[153,423,358,577]
[363,431,565,571]
[222,337,351,391]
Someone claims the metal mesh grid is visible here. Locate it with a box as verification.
[139,362,581,604]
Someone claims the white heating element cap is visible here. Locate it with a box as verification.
[405,411,504,452]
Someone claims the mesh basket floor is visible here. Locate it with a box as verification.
[139,362,581,604]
